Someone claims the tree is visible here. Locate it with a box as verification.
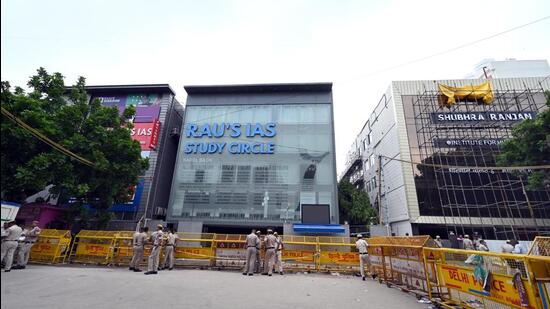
[1,68,148,228]
[338,178,377,226]
[497,91,550,190]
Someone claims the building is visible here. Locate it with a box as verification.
[76,84,184,230]
[465,58,550,79]
[341,77,550,240]
[167,83,340,234]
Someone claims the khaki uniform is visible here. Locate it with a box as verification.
[463,238,474,250]
[274,236,284,273]
[263,234,277,275]
[243,233,259,275]
[501,243,514,253]
[1,224,23,271]
[17,226,41,267]
[356,239,371,278]
[163,233,178,269]
[147,230,164,272]
[129,232,147,269]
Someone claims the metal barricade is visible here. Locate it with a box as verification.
[69,230,117,265]
[213,234,248,269]
[318,236,359,273]
[526,237,550,309]
[29,229,71,264]
[367,236,438,297]
[174,233,216,268]
[424,247,543,309]
[281,235,318,272]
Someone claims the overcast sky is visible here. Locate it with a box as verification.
[2,0,549,173]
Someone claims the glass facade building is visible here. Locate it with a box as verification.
[168,83,338,231]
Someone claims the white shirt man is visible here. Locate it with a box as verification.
[355,234,373,280]
[501,240,514,253]
[162,231,179,270]
[1,221,23,272]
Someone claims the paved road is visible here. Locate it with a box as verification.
[1,266,428,309]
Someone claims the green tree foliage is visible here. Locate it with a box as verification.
[1,68,148,228]
[338,178,377,225]
[497,91,550,190]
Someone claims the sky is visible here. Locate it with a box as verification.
[2,0,550,174]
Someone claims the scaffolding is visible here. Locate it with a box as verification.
[405,80,550,240]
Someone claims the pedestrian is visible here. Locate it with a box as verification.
[512,240,527,254]
[462,234,474,250]
[161,229,178,271]
[242,229,259,276]
[434,235,443,247]
[449,231,459,249]
[501,240,514,253]
[129,227,148,272]
[273,232,284,275]
[144,224,164,275]
[254,230,262,273]
[473,232,481,250]
[1,221,23,272]
[262,229,277,276]
[355,234,375,280]
[13,221,41,270]
[477,239,489,252]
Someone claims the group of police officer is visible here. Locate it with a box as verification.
[243,229,284,276]
[128,224,179,275]
[1,220,41,272]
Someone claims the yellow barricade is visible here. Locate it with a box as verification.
[526,237,550,309]
[111,231,153,266]
[174,233,216,267]
[69,230,117,265]
[424,247,545,309]
[213,234,248,269]
[318,236,359,273]
[368,236,438,296]
[282,235,318,272]
[29,229,71,264]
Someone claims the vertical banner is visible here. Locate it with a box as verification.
[150,120,161,149]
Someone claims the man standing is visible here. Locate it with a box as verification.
[434,235,443,248]
[449,231,459,249]
[355,234,375,280]
[129,227,148,272]
[273,232,284,275]
[254,230,262,273]
[501,240,514,253]
[462,235,474,250]
[162,229,178,271]
[262,229,277,276]
[13,221,41,270]
[144,224,164,275]
[243,229,259,276]
[1,221,23,272]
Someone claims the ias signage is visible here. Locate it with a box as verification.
[184,123,276,155]
[431,111,536,123]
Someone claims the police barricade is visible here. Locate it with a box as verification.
[526,236,550,309]
[424,247,544,309]
[173,233,216,268]
[69,230,117,265]
[368,236,438,297]
[317,236,359,273]
[111,231,153,266]
[29,229,72,264]
[213,234,248,269]
[281,235,318,272]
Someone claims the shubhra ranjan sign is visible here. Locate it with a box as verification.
[183,123,276,154]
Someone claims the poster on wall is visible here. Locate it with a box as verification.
[95,96,126,115]
[130,120,161,150]
[95,94,162,122]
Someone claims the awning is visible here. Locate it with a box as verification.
[293,224,346,234]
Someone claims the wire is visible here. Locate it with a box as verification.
[1,106,96,168]
[380,155,550,171]
[340,15,550,81]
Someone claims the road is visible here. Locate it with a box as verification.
[1,265,428,309]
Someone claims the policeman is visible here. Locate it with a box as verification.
[242,229,259,276]
[273,232,284,275]
[462,234,474,250]
[144,224,164,275]
[161,229,178,271]
[254,230,262,273]
[355,234,375,280]
[1,221,23,272]
[13,221,41,270]
[262,229,277,276]
[129,227,148,272]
